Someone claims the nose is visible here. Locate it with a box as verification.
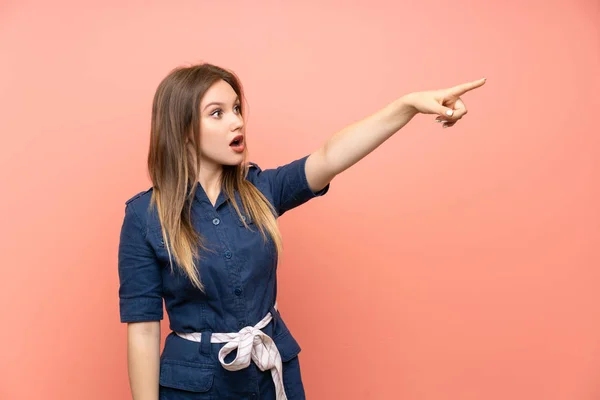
[230,112,244,131]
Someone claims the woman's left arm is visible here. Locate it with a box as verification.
[305,78,486,192]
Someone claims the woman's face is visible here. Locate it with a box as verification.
[197,79,245,167]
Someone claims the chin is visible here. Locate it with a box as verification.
[222,155,245,167]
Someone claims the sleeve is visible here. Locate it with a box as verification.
[260,154,330,217]
[117,202,164,323]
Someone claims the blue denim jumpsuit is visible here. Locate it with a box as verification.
[118,155,329,399]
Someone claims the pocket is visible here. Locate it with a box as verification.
[273,328,302,362]
[235,212,254,227]
[159,359,215,395]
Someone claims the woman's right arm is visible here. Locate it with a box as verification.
[118,200,164,398]
[127,321,161,400]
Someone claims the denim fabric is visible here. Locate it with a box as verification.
[118,154,329,399]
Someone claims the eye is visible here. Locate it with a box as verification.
[234,104,242,114]
[210,109,223,118]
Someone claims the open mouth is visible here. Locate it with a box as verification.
[229,135,244,146]
[229,135,245,153]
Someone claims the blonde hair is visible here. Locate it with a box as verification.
[147,63,282,292]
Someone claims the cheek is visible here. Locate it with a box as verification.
[198,122,225,153]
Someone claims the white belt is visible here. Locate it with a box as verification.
[175,303,287,400]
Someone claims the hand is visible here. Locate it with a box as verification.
[404,78,486,128]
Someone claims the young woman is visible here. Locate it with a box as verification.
[118,63,485,400]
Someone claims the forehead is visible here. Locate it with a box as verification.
[200,80,238,106]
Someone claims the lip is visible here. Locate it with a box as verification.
[229,135,244,145]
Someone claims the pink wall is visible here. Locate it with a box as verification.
[1,1,599,399]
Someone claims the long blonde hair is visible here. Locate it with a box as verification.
[147,63,282,292]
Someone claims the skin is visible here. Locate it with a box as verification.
[196,79,246,205]
[195,77,486,204]
[126,76,486,399]
[305,77,487,192]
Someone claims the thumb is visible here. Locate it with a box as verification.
[437,104,454,119]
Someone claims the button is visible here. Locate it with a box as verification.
[212,218,220,225]
[234,288,242,296]
[224,251,232,259]
[238,321,246,329]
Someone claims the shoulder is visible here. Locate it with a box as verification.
[124,187,155,223]
[245,161,263,182]
[247,161,262,172]
[125,187,154,206]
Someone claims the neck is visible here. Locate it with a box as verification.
[198,160,223,196]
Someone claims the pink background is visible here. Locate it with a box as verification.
[1,0,599,399]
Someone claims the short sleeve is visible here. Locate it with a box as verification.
[117,202,164,323]
[259,154,330,216]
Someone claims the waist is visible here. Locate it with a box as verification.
[175,302,279,342]
[174,302,289,399]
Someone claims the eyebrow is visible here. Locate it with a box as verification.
[202,97,240,112]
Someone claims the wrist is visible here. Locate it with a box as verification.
[394,94,419,119]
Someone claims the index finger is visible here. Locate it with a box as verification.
[448,78,486,97]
